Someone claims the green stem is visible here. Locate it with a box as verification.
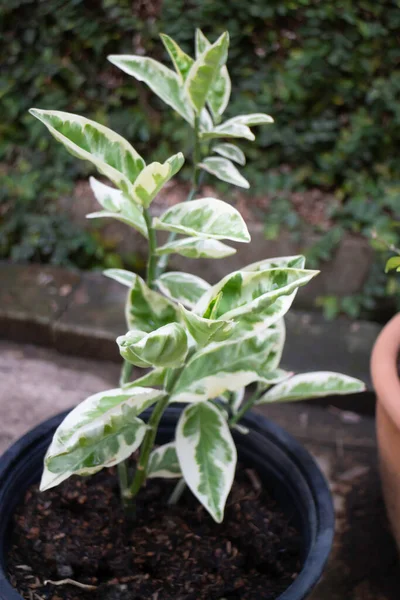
[143,208,157,289]
[127,369,179,501]
[229,388,261,427]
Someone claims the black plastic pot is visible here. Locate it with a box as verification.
[0,407,334,600]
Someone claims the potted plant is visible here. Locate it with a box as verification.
[0,31,365,599]
[371,246,400,551]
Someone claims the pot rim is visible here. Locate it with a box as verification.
[371,313,400,430]
[0,408,334,600]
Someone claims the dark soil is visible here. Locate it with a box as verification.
[8,464,301,600]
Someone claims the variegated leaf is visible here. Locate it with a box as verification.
[108,55,194,124]
[117,323,188,368]
[180,304,234,347]
[103,268,136,288]
[176,402,236,522]
[257,372,365,404]
[200,121,255,141]
[156,237,236,259]
[40,386,164,490]
[88,177,147,237]
[153,197,250,243]
[123,368,167,390]
[243,255,306,272]
[148,442,182,478]
[225,113,274,127]
[256,368,294,393]
[195,268,318,323]
[185,32,229,114]
[170,327,282,403]
[125,274,180,331]
[199,157,249,189]
[213,143,246,166]
[229,388,245,413]
[194,29,231,119]
[157,272,210,308]
[160,33,194,82]
[131,153,184,207]
[29,110,145,196]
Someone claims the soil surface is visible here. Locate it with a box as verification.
[8,464,301,600]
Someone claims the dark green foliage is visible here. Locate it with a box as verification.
[1,0,399,314]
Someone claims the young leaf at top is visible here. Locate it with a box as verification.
[213,143,246,166]
[108,55,194,125]
[195,29,231,119]
[160,34,194,82]
[179,304,234,347]
[176,401,237,522]
[200,121,255,142]
[199,156,249,189]
[131,153,184,208]
[185,32,229,114]
[257,372,365,404]
[117,323,188,368]
[170,326,282,403]
[40,386,164,491]
[88,177,148,237]
[29,110,145,196]
[125,274,180,331]
[147,442,182,479]
[157,272,211,308]
[153,197,250,242]
[225,114,274,127]
[156,237,236,259]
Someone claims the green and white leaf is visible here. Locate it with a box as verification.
[41,386,164,490]
[118,323,188,368]
[123,368,167,390]
[160,33,194,82]
[199,157,249,189]
[131,153,184,208]
[170,327,282,403]
[213,143,246,166]
[147,442,182,479]
[194,29,231,119]
[176,402,236,522]
[88,178,148,237]
[229,388,245,413]
[157,272,211,308]
[103,268,136,288]
[180,305,234,347]
[195,268,318,323]
[154,197,250,242]
[224,113,274,127]
[200,121,255,141]
[243,255,306,272]
[257,372,365,404]
[29,110,145,196]
[125,274,180,331]
[108,55,194,124]
[156,237,236,259]
[184,32,229,114]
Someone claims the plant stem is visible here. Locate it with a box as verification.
[143,208,157,289]
[229,388,261,427]
[128,393,170,499]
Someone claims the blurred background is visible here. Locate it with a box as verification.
[1,0,399,321]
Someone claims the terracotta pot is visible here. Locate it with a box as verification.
[371,313,400,549]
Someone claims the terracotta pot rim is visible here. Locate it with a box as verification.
[371,313,400,430]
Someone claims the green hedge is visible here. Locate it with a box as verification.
[1,0,399,312]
